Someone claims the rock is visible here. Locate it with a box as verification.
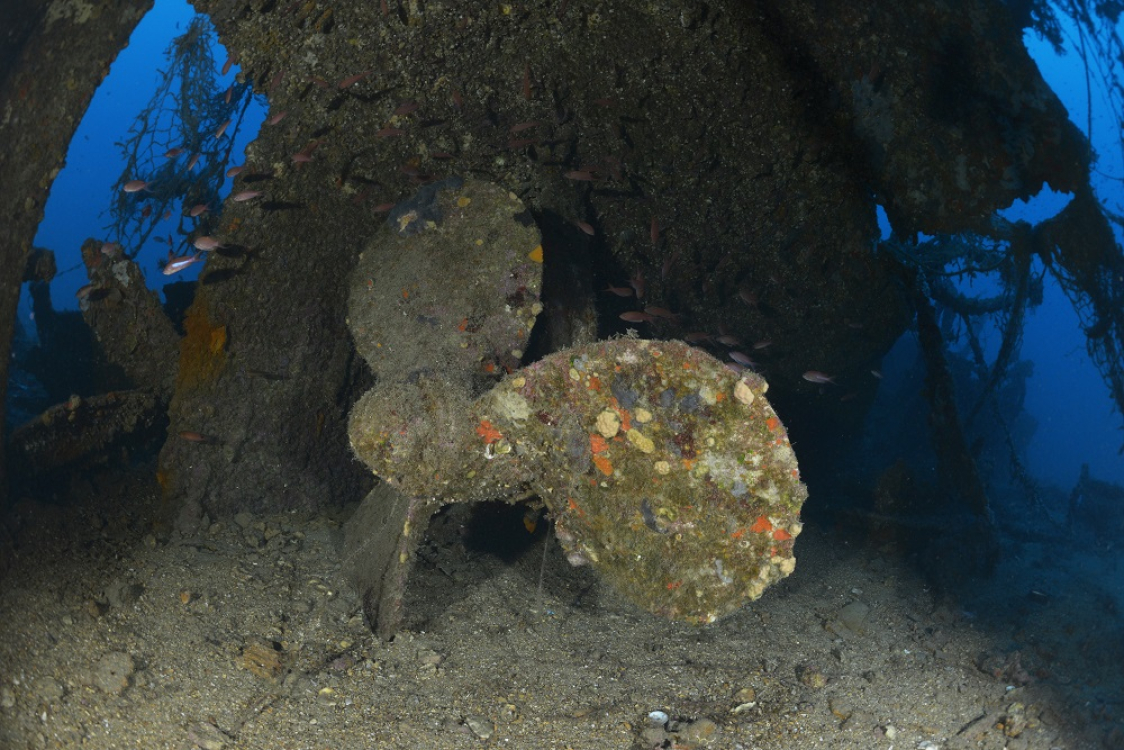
[464,715,493,740]
[796,663,827,689]
[93,651,135,695]
[839,600,871,634]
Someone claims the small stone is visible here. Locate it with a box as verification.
[238,641,283,679]
[733,379,755,405]
[93,651,135,695]
[829,697,853,721]
[796,663,827,689]
[418,648,443,671]
[732,687,756,704]
[188,720,230,750]
[839,600,871,634]
[464,715,493,739]
[104,580,144,610]
[678,716,719,743]
[1002,702,1027,738]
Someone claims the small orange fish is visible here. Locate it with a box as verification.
[179,430,220,444]
[729,351,756,367]
[163,253,203,276]
[193,236,223,251]
[123,179,150,193]
[266,110,288,126]
[644,306,678,321]
[164,147,184,158]
[394,101,420,116]
[232,190,263,202]
[602,285,633,297]
[619,311,655,324]
[214,119,231,139]
[337,70,373,89]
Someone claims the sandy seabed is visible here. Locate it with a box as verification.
[0,469,1121,750]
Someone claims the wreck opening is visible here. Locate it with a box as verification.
[9,0,265,431]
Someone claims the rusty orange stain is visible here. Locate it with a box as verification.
[587,375,601,391]
[475,419,503,444]
[772,528,793,541]
[766,416,780,432]
[528,245,544,263]
[457,317,469,331]
[750,515,772,534]
[590,434,609,454]
[592,454,613,476]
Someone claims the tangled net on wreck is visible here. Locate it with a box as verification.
[106,15,261,263]
[879,1,1124,491]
